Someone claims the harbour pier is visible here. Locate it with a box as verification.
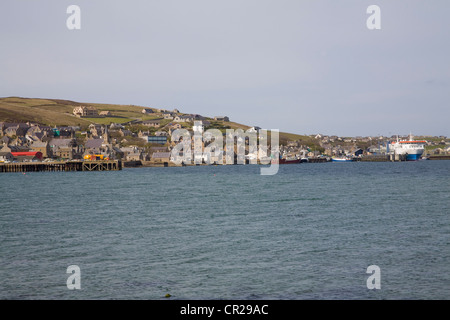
[0,160,122,173]
[359,154,407,162]
[307,157,329,163]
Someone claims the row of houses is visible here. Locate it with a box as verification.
[141,108,180,114]
[0,119,174,162]
[0,138,84,161]
[0,137,174,163]
[138,115,228,125]
[315,133,450,146]
[0,122,77,139]
[0,118,241,164]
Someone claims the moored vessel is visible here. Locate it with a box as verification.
[388,134,426,161]
[279,157,301,164]
[331,156,355,162]
[273,154,301,164]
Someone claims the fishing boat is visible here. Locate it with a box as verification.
[279,157,301,164]
[331,156,355,162]
[388,134,426,161]
[272,154,301,164]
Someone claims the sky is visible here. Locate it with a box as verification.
[1,0,449,137]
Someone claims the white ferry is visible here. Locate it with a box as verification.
[388,134,426,161]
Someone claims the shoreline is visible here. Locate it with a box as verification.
[1,156,449,173]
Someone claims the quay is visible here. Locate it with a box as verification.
[0,160,122,173]
[428,155,450,160]
[359,154,407,162]
[307,157,328,163]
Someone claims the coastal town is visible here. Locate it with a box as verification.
[1,101,450,168]
[0,105,233,166]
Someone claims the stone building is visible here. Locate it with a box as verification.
[73,106,99,117]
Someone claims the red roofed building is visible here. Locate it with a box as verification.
[11,151,43,161]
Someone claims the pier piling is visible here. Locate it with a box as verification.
[0,160,122,173]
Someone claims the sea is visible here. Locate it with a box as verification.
[0,160,449,300]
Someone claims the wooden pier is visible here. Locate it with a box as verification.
[0,160,122,173]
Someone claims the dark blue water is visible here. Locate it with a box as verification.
[0,161,449,299]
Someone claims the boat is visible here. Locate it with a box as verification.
[331,156,355,162]
[272,154,301,164]
[388,134,426,161]
[279,157,301,164]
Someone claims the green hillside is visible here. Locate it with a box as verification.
[0,97,149,127]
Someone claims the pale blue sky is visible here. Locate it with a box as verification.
[1,0,449,136]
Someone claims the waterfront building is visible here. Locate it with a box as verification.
[151,152,171,163]
[30,141,51,158]
[11,151,43,161]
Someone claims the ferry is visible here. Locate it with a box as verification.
[388,134,426,161]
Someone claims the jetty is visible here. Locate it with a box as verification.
[428,155,450,160]
[307,157,328,163]
[0,160,122,173]
[359,154,407,162]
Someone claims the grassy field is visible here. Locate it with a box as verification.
[82,117,134,125]
[0,97,91,127]
[0,97,156,127]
